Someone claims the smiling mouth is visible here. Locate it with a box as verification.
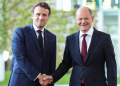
[81,25,87,27]
[80,24,88,26]
[38,21,44,23]
[38,19,44,22]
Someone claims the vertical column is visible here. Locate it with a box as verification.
[118,0,120,9]
[96,11,104,31]
[82,0,86,6]
[62,0,71,11]
[55,0,63,10]
[99,0,103,10]
[117,11,120,77]
[0,54,5,81]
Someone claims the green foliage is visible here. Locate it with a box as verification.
[0,0,98,72]
[0,0,44,54]
[55,73,71,84]
[0,71,11,85]
[118,77,120,83]
[0,0,8,53]
[68,25,79,34]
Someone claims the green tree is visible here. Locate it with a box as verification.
[0,0,98,71]
[0,0,44,54]
[0,0,8,53]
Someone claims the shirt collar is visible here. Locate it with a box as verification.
[80,27,94,37]
[33,23,44,32]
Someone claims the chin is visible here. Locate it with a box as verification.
[81,28,87,31]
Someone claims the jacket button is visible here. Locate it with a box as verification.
[83,66,85,68]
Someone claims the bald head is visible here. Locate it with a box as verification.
[75,6,94,33]
[76,6,92,17]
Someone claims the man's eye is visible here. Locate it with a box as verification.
[37,14,40,15]
[43,14,47,16]
[78,18,82,20]
[85,18,88,20]
[36,14,40,16]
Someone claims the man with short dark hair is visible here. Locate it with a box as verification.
[8,2,56,86]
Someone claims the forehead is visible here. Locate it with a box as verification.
[76,8,91,18]
[34,6,49,14]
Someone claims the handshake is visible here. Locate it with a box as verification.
[38,74,53,86]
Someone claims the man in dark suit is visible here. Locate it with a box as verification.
[8,2,56,86]
[41,6,117,86]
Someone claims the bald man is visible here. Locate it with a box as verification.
[41,6,117,86]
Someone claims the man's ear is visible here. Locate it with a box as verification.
[31,13,33,19]
[48,15,50,21]
[91,16,94,22]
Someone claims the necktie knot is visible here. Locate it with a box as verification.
[37,30,42,34]
[83,34,87,38]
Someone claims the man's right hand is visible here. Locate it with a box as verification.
[43,74,53,83]
[38,74,52,86]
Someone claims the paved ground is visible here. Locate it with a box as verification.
[55,85,68,86]
[55,84,120,86]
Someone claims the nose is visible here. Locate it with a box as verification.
[81,19,85,23]
[39,15,43,19]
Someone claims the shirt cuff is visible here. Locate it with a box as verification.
[34,73,41,81]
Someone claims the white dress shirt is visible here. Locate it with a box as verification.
[33,24,44,48]
[79,27,94,53]
[33,24,45,81]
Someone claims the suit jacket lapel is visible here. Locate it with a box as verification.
[85,28,100,63]
[29,24,41,55]
[74,31,83,65]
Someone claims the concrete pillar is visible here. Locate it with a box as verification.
[55,0,63,10]
[96,10,103,31]
[0,54,5,81]
[117,11,120,77]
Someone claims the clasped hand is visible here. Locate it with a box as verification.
[38,74,53,86]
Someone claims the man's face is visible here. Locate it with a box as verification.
[31,6,50,30]
[76,7,94,33]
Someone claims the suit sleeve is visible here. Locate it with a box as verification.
[12,28,40,80]
[51,36,72,83]
[104,34,117,86]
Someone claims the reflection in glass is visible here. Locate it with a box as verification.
[102,0,119,9]
[103,25,118,34]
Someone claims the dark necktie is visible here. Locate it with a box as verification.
[37,30,43,56]
[81,34,87,83]
[81,34,87,62]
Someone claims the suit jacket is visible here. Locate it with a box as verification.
[9,24,56,86]
[51,28,117,86]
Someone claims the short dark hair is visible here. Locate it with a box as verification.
[31,2,51,15]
